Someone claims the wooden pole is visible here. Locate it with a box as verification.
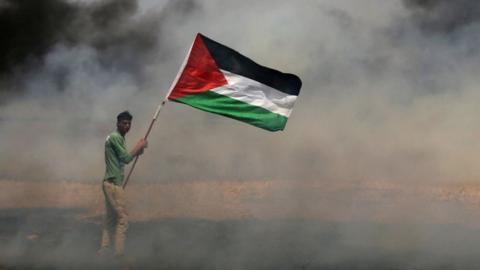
[122,99,167,189]
[121,34,193,189]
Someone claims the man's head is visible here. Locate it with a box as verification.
[116,111,132,136]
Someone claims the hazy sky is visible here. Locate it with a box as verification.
[1,0,480,185]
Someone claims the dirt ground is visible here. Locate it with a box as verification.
[1,179,480,269]
[1,179,480,223]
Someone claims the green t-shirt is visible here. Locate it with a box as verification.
[104,130,134,186]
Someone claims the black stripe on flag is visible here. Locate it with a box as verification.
[199,33,302,96]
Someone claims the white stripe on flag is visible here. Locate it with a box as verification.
[211,70,298,117]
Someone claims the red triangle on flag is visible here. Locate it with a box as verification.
[168,34,228,100]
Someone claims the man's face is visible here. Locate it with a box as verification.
[117,119,131,135]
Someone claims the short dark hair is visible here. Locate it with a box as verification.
[117,111,132,122]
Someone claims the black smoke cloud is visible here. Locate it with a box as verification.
[403,0,480,33]
[0,0,197,94]
[0,0,74,77]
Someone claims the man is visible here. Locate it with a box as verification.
[98,111,148,259]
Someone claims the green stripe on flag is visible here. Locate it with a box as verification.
[173,91,288,131]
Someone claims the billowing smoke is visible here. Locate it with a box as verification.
[0,0,199,181]
[2,0,480,269]
[404,0,480,33]
[0,0,198,95]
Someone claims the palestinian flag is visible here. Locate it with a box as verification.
[167,33,302,131]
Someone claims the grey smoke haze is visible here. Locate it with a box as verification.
[2,0,480,269]
[1,0,480,183]
[0,0,199,95]
[404,0,480,33]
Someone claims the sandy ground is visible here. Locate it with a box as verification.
[1,179,480,223]
[1,179,480,269]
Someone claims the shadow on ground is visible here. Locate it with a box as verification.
[1,208,480,269]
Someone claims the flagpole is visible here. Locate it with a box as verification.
[122,99,167,189]
[122,36,196,189]
[122,68,183,189]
